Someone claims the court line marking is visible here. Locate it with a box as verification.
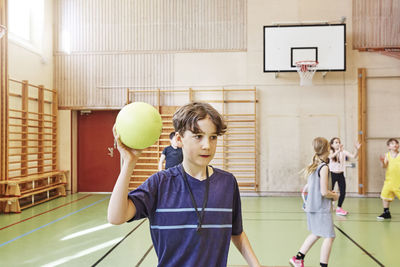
[334,224,385,267]
[0,194,93,231]
[241,218,400,223]
[135,244,154,267]
[91,219,147,267]
[242,211,400,215]
[0,196,109,248]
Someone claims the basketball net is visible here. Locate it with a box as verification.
[295,61,318,86]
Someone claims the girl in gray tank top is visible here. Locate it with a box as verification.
[290,137,339,267]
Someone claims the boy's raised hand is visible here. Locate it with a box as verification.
[379,154,388,167]
[113,124,142,162]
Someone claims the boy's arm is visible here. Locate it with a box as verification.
[158,154,166,171]
[379,154,388,168]
[108,127,142,225]
[231,231,261,267]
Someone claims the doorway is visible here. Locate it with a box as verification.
[77,110,120,192]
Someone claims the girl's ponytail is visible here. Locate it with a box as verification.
[302,154,321,178]
[301,137,329,179]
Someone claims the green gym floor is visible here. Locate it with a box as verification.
[0,194,397,267]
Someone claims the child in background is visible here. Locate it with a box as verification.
[108,102,260,267]
[377,138,400,220]
[290,137,339,267]
[329,137,361,216]
[158,131,183,171]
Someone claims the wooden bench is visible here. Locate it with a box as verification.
[0,171,67,213]
[0,171,67,196]
[0,184,66,213]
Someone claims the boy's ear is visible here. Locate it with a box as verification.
[175,133,183,148]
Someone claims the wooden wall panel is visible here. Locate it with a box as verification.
[127,88,258,192]
[54,0,247,109]
[0,0,7,196]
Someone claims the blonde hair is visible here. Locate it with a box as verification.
[302,137,330,178]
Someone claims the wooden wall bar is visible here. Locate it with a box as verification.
[0,79,66,213]
[126,87,258,191]
[0,0,7,199]
[358,68,367,194]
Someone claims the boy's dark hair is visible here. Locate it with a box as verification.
[169,132,176,140]
[173,102,227,137]
[387,138,399,146]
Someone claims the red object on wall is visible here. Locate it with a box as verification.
[78,110,120,192]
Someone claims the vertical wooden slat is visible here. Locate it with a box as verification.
[38,85,44,173]
[222,87,226,171]
[358,68,367,194]
[52,90,58,171]
[254,86,257,191]
[21,81,29,177]
[157,88,161,164]
[189,88,193,102]
[0,0,8,187]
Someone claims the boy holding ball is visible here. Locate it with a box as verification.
[108,102,260,266]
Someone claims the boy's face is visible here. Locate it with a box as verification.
[388,141,399,152]
[170,135,178,147]
[176,116,218,170]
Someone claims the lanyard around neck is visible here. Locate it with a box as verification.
[181,166,210,233]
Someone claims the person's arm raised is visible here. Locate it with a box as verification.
[108,126,142,225]
[347,141,361,159]
[379,154,388,169]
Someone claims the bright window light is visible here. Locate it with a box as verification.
[41,237,122,267]
[61,223,113,241]
[8,0,44,53]
[61,30,71,54]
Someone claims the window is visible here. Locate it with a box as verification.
[8,0,44,53]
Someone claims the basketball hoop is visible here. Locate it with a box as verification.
[295,60,318,86]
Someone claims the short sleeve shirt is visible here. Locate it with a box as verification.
[162,146,183,169]
[127,164,243,267]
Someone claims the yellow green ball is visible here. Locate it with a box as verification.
[115,102,162,149]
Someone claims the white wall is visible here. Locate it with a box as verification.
[172,0,400,195]
[9,0,400,195]
[8,0,53,87]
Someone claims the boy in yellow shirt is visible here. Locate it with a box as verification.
[377,138,400,220]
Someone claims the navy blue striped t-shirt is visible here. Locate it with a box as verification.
[127,164,243,267]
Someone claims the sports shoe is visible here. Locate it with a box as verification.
[377,211,391,221]
[336,207,348,216]
[289,256,304,267]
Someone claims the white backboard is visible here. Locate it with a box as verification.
[263,24,346,72]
